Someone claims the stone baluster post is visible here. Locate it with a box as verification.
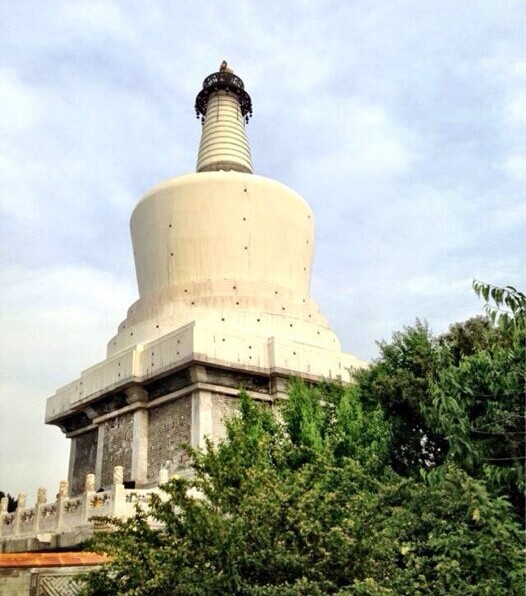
[82,473,96,524]
[112,466,125,516]
[13,492,25,537]
[34,488,47,535]
[37,488,47,505]
[56,480,69,531]
[113,466,124,485]
[59,481,69,498]
[0,497,8,538]
[17,493,26,510]
[158,468,169,485]
[85,474,96,493]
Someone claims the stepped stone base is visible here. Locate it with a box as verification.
[46,321,365,495]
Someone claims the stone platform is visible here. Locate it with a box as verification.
[46,321,365,496]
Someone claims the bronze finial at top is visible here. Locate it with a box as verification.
[195,63,253,124]
[219,60,234,74]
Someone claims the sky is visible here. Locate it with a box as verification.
[1,1,525,502]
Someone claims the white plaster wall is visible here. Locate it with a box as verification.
[46,323,367,422]
[106,171,339,355]
[132,172,313,298]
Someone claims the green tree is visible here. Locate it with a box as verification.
[354,319,446,476]
[438,315,495,365]
[83,380,523,595]
[82,282,524,594]
[354,282,525,521]
[426,282,525,518]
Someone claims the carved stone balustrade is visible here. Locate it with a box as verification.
[0,467,169,552]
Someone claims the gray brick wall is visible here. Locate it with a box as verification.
[101,413,133,488]
[148,397,191,480]
[212,394,239,442]
[70,430,98,496]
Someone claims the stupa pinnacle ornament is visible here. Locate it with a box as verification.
[195,61,253,173]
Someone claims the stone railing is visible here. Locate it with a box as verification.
[0,467,168,550]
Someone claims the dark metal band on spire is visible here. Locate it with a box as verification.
[195,70,253,124]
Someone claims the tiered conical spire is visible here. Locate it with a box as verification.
[195,61,253,174]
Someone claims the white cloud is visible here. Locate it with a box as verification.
[0,154,40,219]
[291,98,417,199]
[405,275,469,297]
[58,0,133,43]
[0,265,136,499]
[503,153,526,180]
[507,95,526,124]
[0,69,40,133]
[488,200,526,232]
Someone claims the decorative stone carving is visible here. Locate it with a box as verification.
[20,509,35,523]
[0,497,7,513]
[125,385,148,405]
[82,405,99,420]
[125,492,152,504]
[2,513,15,525]
[62,412,91,433]
[37,487,47,504]
[85,473,95,492]
[64,499,82,514]
[90,493,111,508]
[92,394,128,415]
[113,465,124,485]
[38,573,83,596]
[40,504,57,518]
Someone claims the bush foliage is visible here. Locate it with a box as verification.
[82,283,524,595]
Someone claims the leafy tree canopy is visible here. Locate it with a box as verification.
[354,281,525,518]
[83,282,525,595]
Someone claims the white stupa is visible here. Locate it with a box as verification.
[45,63,366,496]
